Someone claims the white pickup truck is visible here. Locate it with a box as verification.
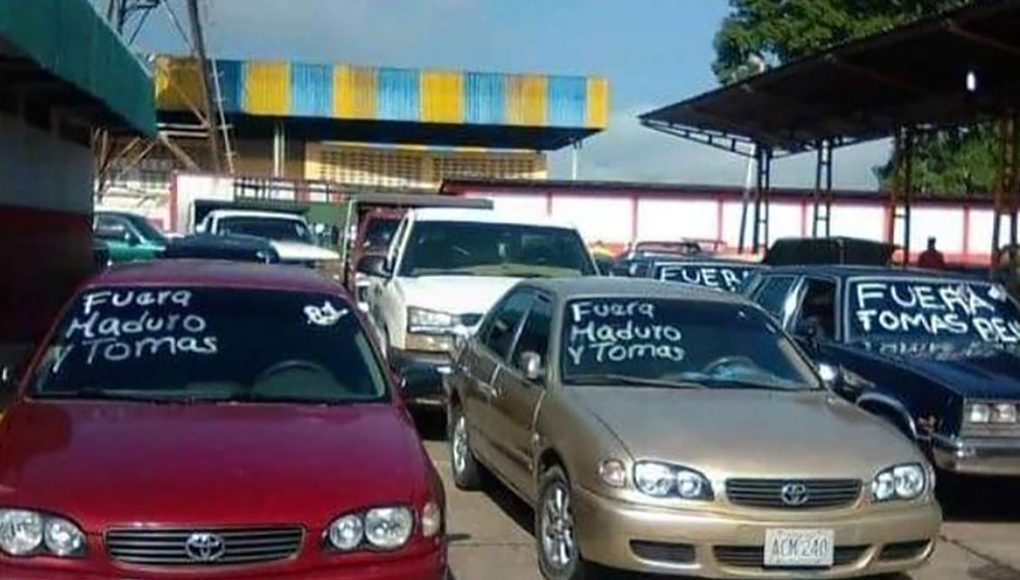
[197,209,341,272]
[360,208,597,405]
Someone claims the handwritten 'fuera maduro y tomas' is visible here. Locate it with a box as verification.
[446,277,941,580]
[0,261,447,580]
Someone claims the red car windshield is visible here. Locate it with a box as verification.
[30,287,388,405]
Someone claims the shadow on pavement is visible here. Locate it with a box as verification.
[939,474,1020,522]
[411,407,448,442]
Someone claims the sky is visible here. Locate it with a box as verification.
[125,0,888,190]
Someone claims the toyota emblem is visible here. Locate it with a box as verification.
[184,532,226,562]
[780,483,810,506]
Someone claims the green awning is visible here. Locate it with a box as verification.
[0,0,156,136]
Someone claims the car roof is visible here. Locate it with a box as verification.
[207,209,304,221]
[760,264,986,280]
[87,260,345,295]
[524,277,747,304]
[408,207,578,229]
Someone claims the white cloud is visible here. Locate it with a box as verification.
[550,106,890,191]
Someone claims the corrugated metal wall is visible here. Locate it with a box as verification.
[155,57,609,131]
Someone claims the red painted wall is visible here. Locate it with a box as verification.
[0,206,93,368]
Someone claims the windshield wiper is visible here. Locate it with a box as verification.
[563,374,704,389]
[32,388,213,404]
[217,393,355,406]
[690,377,812,392]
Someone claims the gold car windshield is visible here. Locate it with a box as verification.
[561,298,820,391]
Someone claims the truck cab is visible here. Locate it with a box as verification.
[364,208,597,406]
[197,209,341,275]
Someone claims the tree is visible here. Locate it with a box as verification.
[713,0,994,196]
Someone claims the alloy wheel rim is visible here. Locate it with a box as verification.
[452,415,468,475]
[540,483,576,570]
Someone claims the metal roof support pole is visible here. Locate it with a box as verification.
[812,139,834,238]
[992,111,1019,269]
[737,143,758,254]
[570,140,582,181]
[888,128,916,265]
[751,146,773,254]
[186,0,222,173]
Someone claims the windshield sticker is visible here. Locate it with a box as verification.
[657,264,755,293]
[566,300,686,365]
[851,280,1020,343]
[304,301,348,327]
[65,289,218,365]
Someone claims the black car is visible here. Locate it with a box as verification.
[745,265,1020,477]
[162,234,280,263]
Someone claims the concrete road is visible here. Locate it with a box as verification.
[415,417,1020,580]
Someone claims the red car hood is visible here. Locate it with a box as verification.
[0,401,427,533]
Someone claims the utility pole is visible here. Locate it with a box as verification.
[186,0,222,173]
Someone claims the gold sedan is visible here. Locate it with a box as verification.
[445,278,941,580]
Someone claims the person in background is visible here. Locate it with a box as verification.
[917,237,946,269]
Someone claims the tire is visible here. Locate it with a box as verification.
[536,466,591,580]
[448,405,483,490]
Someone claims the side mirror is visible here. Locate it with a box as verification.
[357,255,391,277]
[0,364,18,391]
[519,351,545,383]
[817,362,840,387]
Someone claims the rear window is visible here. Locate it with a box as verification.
[847,278,1020,344]
[31,287,388,404]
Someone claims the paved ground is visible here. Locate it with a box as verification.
[413,415,1020,580]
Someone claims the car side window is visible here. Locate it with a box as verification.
[95,216,137,244]
[796,278,838,339]
[751,276,798,323]
[511,295,553,370]
[482,290,534,361]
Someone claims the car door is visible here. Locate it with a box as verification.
[489,293,552,496]
[460,289,533,472]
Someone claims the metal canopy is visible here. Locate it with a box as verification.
[640,0,1020,155]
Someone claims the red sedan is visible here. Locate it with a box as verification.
[0,261,447,579]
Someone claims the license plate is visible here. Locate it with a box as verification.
[764,529,835,568]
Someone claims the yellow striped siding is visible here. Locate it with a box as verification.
[421,71,464,123]
[334,65,378,119]
[586,77,610,128]
[245,61,290,115]
[153,56,203,112]
[506,75,548,126]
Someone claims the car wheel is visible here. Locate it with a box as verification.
[449,405,483,490]
[536,466,590,580]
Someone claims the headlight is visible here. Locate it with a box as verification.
[407,307,456,332]
[326,505,415,551]
[327,514,364,551]
[0,510,85,558]
[364,507,413,549]
[871,464,927,502]
[633,461,713,500]
[992,403,1018,424]
[967,403,992,424]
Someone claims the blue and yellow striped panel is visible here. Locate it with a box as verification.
[154,57,609,130]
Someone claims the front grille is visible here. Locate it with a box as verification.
[106,527,303,566]
[880,540,932,561]
[630,540,696,564]
[714,545,868,569]
[726,479,862,509]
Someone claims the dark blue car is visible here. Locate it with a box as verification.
[745,266,1020,477]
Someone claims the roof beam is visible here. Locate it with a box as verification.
[944,19,1020,58]
[824,55,939,98]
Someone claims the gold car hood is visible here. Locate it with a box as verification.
[566,387,923,480]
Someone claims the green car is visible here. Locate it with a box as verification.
[93,211,167,263]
